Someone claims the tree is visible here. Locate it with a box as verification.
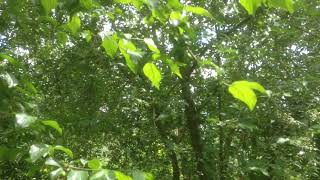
[0,0,319,179]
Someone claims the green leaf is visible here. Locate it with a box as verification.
[167,59,182,78]
[239,0,263,15]
[0,53,17,64]
[82,30,93,42]
[67,170,89,180]
[132,171,154,180]
[45,158,61,167]
[228,81,266,111]
[143,63,162,89]
[50,168,65,179]
[80,0,93,9]
[40,0,57,15]
[115,171,132,180]
[42,120,63,135]
[167,0,183,10]
[143,38,160,54]
[185,6,213,18]
[115,0,131,4]
[119,39,139,73]
[90,170,113,180]
[15,113,36,128]
[67,15,81,34]
[57,32,68,44]
[54,145,73,158]
[102,34,118,58]
[29,144,50,162]
[88,159,102,170]
[268,0,294,13]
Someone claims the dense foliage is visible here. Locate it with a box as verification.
[0,0,319,179]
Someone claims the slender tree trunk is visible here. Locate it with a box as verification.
[181,80,208,180]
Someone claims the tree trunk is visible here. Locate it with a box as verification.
[181,80,208,180]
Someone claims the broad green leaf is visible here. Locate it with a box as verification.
[239,0,263,15]
[115,171,132,180]
[50,168,65,179]
[40,0,57,15]
[54,145,73,158]
[0,53,17,64]
[185,6,213,18]
[228,81,265,111]
[45,158,61,167]
[90,170,113,180]
[88,159,102,170]
[57,32,68,44]
[15,113,36,128]
[168,0,183,10]
[80,0,93,9]
[42,120,63,135]
[82,30,93,42]
[102,35,118,58]
[143,63,162,89]
[67,16,81,34]
[169,11,182,20]
[132,171,154,180]
[29,144,50,162]
[115,0,131,4]
[268,0,294,13]
[67,170,89,180]
[167,59,182,78]
[143,38,160,54]
[119,39,138,73]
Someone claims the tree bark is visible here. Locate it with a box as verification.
[181,80,208,180]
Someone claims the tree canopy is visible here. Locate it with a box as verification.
[0,0,320,179]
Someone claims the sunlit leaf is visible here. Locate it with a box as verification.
[42,120,63,135]
[67,16,81,34]
[90,170,113,180]
[132,171,154,180]
[143,62,162,89]
[268,0,294,13]
[67,170,89,180]
[185,6,213,18]
[50,168,65,179]
[88,159,102,170]
[40,0,57,15]
[102,34,118,58]
[54,146,73,158]
[29,144,50,162]
[228,81,266,111]
[45,158,61,167]
[119,39,138,73]
[15,113,36,128]
[239,0,263,15]
[143,38,160,54]
[115,171,132,180]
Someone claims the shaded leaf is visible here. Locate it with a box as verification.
[54,146,73,158]
[88,159,102,170]
[268,0,294,13]
[90,169,113,180]
[42,120,63,135]
[50,168,65,180]
[41,0,57,15]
